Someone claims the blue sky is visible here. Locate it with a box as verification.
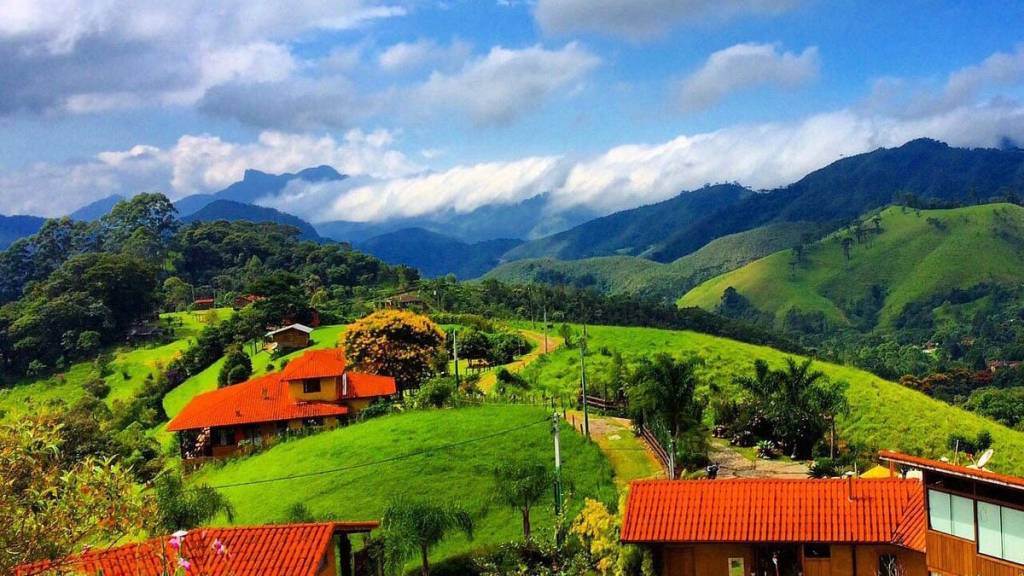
[1,0,1023,220]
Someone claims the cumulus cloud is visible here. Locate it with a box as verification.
[535,0,799,41]
[378,39,472,73]
[411,42,600,126]
[0,128,420,216]
[675,43,819,112]
[0,0,403,115]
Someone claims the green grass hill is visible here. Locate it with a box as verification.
[514,322,1024,476]
[485,222,819,302]
[192,405,615,566]
[679,204,1024,328]
[0,309,229,418]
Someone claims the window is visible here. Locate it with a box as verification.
[302,379,321,393]
[978,501,1024,564]
[928,489,975,540]
[803,544,830,559]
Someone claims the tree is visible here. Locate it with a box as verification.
[734,358,843,459]
[343,310,445,393]
[380,497,473,576]
[152,472,235,533]
[841,236,853,261]
[0,413,152,574]
[163,276,193,311]
[218,345,252,386]
[627,353,706,476]
[492,460,553,541]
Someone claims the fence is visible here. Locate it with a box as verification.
[640,424,675,479]
[578,393,625,415]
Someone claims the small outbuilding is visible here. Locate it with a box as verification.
[264,323,314,352]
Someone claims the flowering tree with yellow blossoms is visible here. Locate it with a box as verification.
[343,310,446,394]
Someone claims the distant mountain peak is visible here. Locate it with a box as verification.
[295,165,343,182]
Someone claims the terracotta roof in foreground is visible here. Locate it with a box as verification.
[621,478,925,552]
[345,372,398,398]
[16,522,378,576]
[166,373,349,432]
[879,450,1024,490]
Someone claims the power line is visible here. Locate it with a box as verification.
[209,417,550,489]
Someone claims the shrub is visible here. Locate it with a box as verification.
[82,378,110,399]
[26,360,46,378]
[76,330,101,356]
[756,440,777,459]
[218,345,252,387]
[415,377,458,408]
[808,458,840,478]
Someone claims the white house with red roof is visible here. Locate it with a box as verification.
[167,348,396,460]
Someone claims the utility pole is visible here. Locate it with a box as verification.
[542,307,548,354]
[552,411,563,547]
[452,327,460,386]
[668,436,676,480]
[580,323,590,440]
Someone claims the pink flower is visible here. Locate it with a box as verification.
[178,557,191,572]
[211,539,226,556]
[168,537,181,551]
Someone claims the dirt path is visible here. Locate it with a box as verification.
[566,411,664,486]
[477,329,563,393]
[709,439,810,479]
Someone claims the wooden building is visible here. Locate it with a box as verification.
[193,297,215,310]
[621,478,928,576]
[168,349,396,460]
[15,522,378,576]
[265,323,314,352]
[880,451,1024,575]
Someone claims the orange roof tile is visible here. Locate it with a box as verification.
[345,372,398,398]
[167,373,348,432]
[281,349,347,381]
[621,478,925,552]
[879,450,1024,490]
[16,522,378,576]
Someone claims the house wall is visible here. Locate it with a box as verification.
[288,376,341,402]
[658,544,926,576]
[274,330,310,350]
[345,398,372,413]
[926,531,1022,576]
[316,540,338,576]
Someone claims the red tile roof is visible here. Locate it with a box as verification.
[879,450,1024,490]
[621,478,925,552]
[281,349,347,381]
[15,522,378,576]
[345,372,398,398]
[167,373,349,432]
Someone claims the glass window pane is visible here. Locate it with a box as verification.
[928,490,952,534]
[951,494,975,540]
[1004,506,1024,564]
[977,501,1002,558]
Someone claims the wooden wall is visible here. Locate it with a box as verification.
[659,544,926,576]
[926,531,1023,576]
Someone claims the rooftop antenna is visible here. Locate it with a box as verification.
[969,448,994,470]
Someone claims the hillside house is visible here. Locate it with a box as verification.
[15,521,379,576]
[265,323,314,351]
[621,478,928,576]
[232,293,265,309]
[193,297,215,310]
[880,450,1024,574]
[379,291,426,310]
[167,349,396,460]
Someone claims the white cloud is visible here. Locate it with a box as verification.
[0,0,404,114]
[412,42,600,126]
[378,39,472,73]
[675,43,819,112]
[534,0,799,41]
[0,128,420,216]
[300,156,568,222]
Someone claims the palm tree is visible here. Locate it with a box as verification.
[493,459,553,541]
[627,353,706,477]
[380,497,474,576]
[809,379,851,459]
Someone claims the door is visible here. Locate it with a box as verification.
[665,547,695,576]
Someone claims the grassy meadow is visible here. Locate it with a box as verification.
[515,322,1024,476]
[680,204,1024,327]
[192,405,616,565]
[0,309,230,418]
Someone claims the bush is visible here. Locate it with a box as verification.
[77,330,101,356]
[756,440,777,459]
[26,360,46,378]
[808,458,840,478]
[83,378,111,399]
[415,377,458,408]
[218,345,252,387]
[360,398,395,420]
